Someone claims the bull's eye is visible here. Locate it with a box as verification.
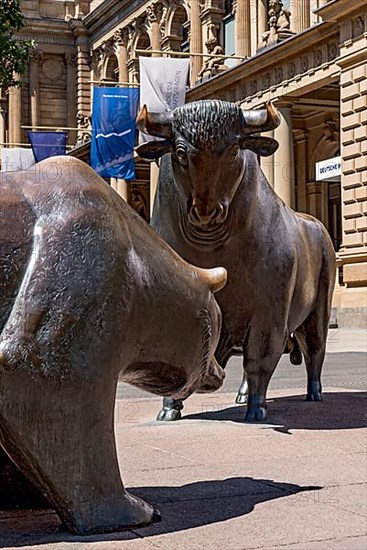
[175,146,188,167]
[230,144,240,160]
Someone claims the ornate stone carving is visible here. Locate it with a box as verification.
[327,42,338,61]
[41,58,64,80]
[314,50,323,67]
[262,72,271,89]
[198,23,227,80]
[301,55,309,72]
[132,16,147,37]
[90,47,104,79]
[76,111,91,143]
[262,0,295,47]
[353,16,365,38]
[323,120,339,143]
[275,67,283,84]
[65,52,78,67]
[159,3,169,35]
[114,28,129,48]
[287,62,296,79]
[251,79,258,95]
[29,47,43,62]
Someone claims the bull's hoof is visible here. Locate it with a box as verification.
[156,407,182,421]
[306,381,322,401]
[245,405,268,422]
[306,391,322,401]
[157,397,183,421]
[235,392,248,405]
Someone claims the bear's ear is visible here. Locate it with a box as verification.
[239,136,279,157]
[135,140,173,160]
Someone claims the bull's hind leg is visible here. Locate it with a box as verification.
[0,373,159,534]
[295,308,329,402]
[235,376,248,404]
[295,268,333,402]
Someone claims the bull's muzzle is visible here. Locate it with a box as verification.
[188,200,226,226]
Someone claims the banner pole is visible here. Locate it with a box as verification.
[88,80,140,87]
[135,49,246,60]
[0,142,73,149]
[22,126,80,131]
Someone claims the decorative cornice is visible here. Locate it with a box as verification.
[315,0,366,22]
[187,20,339,104]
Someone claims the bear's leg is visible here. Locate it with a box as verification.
[0,372,159,535]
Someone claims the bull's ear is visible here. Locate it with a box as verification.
[240,136,279,157]
[135,140,173,160]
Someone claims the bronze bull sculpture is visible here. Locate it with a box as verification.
[136,99,336,423]
[0,156,226,534]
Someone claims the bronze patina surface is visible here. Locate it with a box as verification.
[0,156,226,534]
[136,99,336,423]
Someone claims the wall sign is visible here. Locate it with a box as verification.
[316,156,342,181]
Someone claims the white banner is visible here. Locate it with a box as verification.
[139,56,189,144]
[0,147,35,172]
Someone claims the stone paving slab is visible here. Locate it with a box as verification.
[0,387,366,549]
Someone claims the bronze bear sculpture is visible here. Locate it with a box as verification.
[136,99,336,423]
[0,156,226,534]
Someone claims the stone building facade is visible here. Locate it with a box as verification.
[1,0,366,326]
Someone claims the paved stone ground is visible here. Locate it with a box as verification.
[1,330,366,550]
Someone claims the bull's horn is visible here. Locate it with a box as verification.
[241,101,281,135]
[136,105,173,139]
[195,266,227,293]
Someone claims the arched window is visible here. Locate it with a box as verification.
[105,55,118,82]
[170,5,189,52]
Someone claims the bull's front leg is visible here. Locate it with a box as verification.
[157,397,185,421]
[156,340,231,421]
[243,353,282,422]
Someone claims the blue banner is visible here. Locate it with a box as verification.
[90,87,140,180]
[28,131,67,162]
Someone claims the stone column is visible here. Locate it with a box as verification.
[289,0,310,34]
[68,19,91,126]
[294,129,308,213]
[150,161,160,215]
[116,179,129,201]
[274,106,295,208]
[29,50,42,129]
[114,29,129,82]
[8,79,22,145]
[0,105,6,146]
[66,53,77,145]
[261,130,274,188]
[235,0,251,58]
[189,0,203,86]
[307,182,323,220]
[147,4,161,57]
[257,0,268,47]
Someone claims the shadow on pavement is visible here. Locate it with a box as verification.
[182,391,367,433]
[0,477,319,546]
